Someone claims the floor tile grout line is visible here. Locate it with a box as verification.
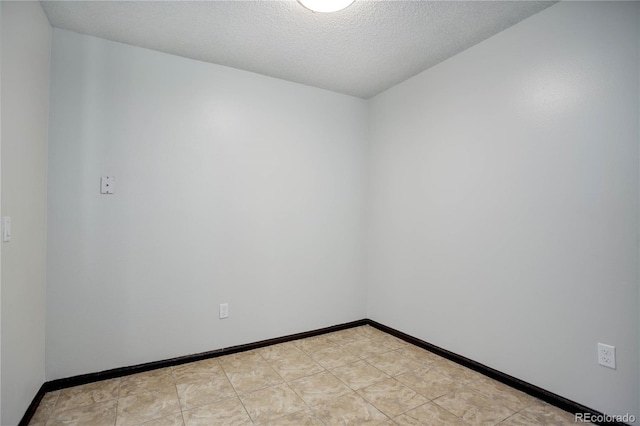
[465,376,536,414]
[286,388,318,424]
[167,367,182,426]
[218,355,259,424]
[41,388,61,425]
[430,394,482,424]
[401,399,466,424]
[171,366,187,426]
[356,376,429,419]
[284,367,348,425]
[431,387,519,425]
[113,379,121,426]
[174,359,250,419]
[255,347,325,424]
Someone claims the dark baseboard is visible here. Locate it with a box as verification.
[365,319,628,426]
[41,319,367,394]
[17,384,46,426]
[20,318,626,426]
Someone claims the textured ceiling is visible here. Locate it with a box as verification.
[41,1,555,99]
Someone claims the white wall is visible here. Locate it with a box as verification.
[1,3,3,423]
[367,1,639,420]
[1,2,51,425]
[46,29,368,380]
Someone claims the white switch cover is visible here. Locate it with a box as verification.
[219,303,229,319]
[101,176,115,194]
[2,217,11,242]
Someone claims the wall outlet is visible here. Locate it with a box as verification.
[597,343,616,369]
[219,303,229,319]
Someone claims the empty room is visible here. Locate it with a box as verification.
[1,0,639,425]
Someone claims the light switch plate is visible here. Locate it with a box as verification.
[219,303,229,319]
[2,216,11,242]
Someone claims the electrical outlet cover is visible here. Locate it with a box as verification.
[597,343,616,369]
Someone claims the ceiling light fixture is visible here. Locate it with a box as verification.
[298,0,355,13]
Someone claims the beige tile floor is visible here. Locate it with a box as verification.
[29,326,579,425]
